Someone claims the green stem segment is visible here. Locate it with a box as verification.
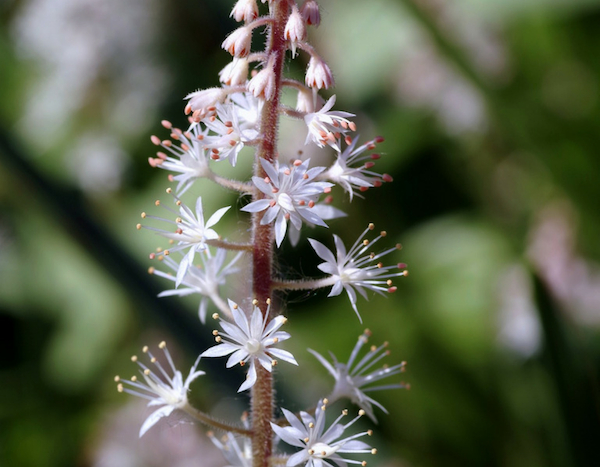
[250,2,290,467]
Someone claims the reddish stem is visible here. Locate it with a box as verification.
[250,2,290,467]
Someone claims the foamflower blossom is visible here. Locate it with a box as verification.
[308,224,407,321]
[271,399,375,467]
[304,95,355,150]
[241,158,333,247]
[149,120,211,195]
[115,341,204,437]
[308,329,407,422]
[201,300,298,392]
[149,248,242,323]
[204,102,259,166]
[139,193,230,285]
[208,415,252,467]
[323,136,392,200]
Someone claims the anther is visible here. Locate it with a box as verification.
[232,303,238,309]
[159,341,166,349]
[342,409,348,415]
[150,135,161,145]
[144,369,150,375]
[252,299,259,306]
[266,298,271,305]
[388,286,398,293]
[131,376,137,382]
[114,375,120,382]
[363,240,369,246]
[358,409,365,416]
[324,186,331,193]
[386,280,392,286]
[396,243,402,250]
[383,174,393,182]
[212,330,219,336]
[142,345,149,353]
[131,355,138,362]
[367,430,373,436]
[136,223,142,230]
[371,448,377,455]
[309,422,314,429]
[271,360,277,366]
[215,336,222,343]
[117,384,123,392]
[212,313,219,320]
[148,267,155,274]
[349,122,357,131]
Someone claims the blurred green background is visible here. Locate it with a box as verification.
[1,0,600,466]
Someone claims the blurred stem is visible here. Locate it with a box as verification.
[532,273,600,467]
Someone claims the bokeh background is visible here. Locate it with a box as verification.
[1,0,600,466]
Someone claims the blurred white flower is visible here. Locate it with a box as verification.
[308,329,407,421]
[115,342,204,437]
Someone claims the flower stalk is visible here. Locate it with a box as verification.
[117,1,409,466]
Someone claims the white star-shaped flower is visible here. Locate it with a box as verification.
[140,193,230,285]
[150,248,242,323]
[308,224,407,321]
[201,300,298,392]
[115,342,204,437]
[204,102,259,167]
[308,330,407,422]
[242,158,333,247]
[271,399,374,467]
[303,95,355,150]
[323,136,392,200]
[149,120,211,195]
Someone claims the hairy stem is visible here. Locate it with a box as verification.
[250,2,290,467]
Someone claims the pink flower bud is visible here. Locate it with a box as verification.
[230,0,258,22]
[184,87,226,114]
[285,5,306,57]
[222,26,252,57]
[300,0,320,26]
[305,57,334,89]
[219,58,249,86]
[248,56,276,100]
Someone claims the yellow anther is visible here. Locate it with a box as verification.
[114,375,120,382]
[131,376,137,382]
[141,212,147,218]
[136,223,142,230]
[252,299,259,306]
[368,223,375,230]
[142,346,149,353]
[212,313,219,320]
[159,341,166,349]
[117,384,124,392]
[144,369,151,375]
[166,187,172,194]
[131,355,138,362]
[358,409,365,416]
[212,330,219,336]
[342,409,348,415]
[380,231,387,237]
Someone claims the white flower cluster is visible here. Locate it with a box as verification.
[117,1,410,466]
